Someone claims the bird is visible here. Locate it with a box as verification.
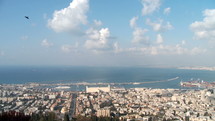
[25,16,29,19]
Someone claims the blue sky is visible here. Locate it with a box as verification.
[0,0,215,67]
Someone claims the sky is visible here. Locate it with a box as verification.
[0,0,215,67]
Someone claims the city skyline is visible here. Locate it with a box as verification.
[0,0,215,67]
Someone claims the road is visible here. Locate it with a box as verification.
[69,93,77,119]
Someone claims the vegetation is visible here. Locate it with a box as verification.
[0,111,121,121]
[30,112,57,121]
[0,111,31,121]
[64,113,70,121]
[72,115,120,121]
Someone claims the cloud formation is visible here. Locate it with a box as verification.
[146,19,173,32]
[126,45,206,56]
[141,0,161,16]
[47,0,207,61]
[130,17,149,44]
[85,28,111,50]
[48,0,89,32]
[156,34,163,44]
[113,42,122,53]
[130,16,138,28]
[132,28,149,44]
[163,7,171,15]
[190,9,215,41]
[93,20,103,27]
[61,45,73,53]
[41,39,53,47]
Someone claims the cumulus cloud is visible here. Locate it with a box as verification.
[163,7,171,15]
[132,28,149,44]
[85,28,111,50]
[130,17,150,44]
[41,39,53,47]
[48,0,89,32]
[156,34,163,44]
[190,9,215,41]
[146,18,173,32]
[141,0,161,16]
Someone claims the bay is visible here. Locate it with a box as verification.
[0,66,215,89]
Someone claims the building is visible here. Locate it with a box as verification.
[96,108,110,117]
[86,85,110,93]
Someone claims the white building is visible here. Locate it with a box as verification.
[49,94,56,99]
[96,108,110,117]
[86,85,110,93]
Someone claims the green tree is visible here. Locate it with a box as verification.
[39,115,46,121]
[197,113,200,117]
[47,112,57,121]
[204,112,210,116]
[64,113,70,121]
[30,113,40,121]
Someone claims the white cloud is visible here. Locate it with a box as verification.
[190,47,207,55]
[132,28,149,44]
[93,20,103,27]
[156,34,163,44]
[130,16,138,28]
[141,0,161,16]
[85,28,111,50]
[181,40,186,45]
[126,45,206,56]
[146,18,173,32]
[130,17,149,44]
[163,7,171,15]
[190,9,215,41]
[41,39,53,47]
[113,42,123,53]
[150,46,158,55]
[61,45,74,53]
[61,42,79,53]
[48,0,89,32]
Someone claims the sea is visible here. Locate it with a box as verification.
[0,66,215,90]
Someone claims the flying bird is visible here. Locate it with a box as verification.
[25,16,29,19]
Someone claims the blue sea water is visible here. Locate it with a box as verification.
[0,66,215,89]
